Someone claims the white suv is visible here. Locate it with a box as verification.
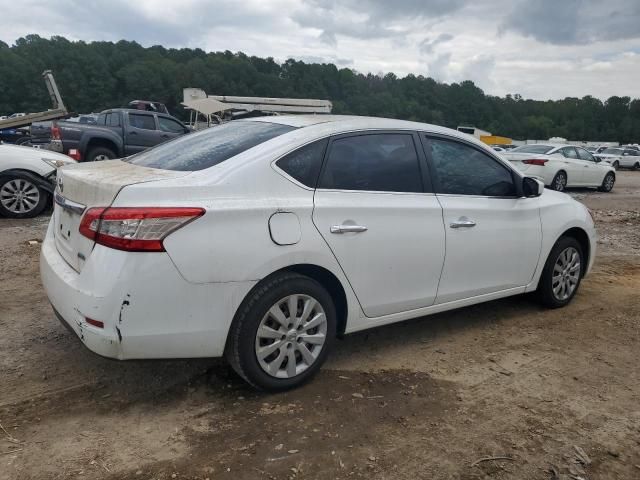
[41,116,596,390]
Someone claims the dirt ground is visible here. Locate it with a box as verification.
[1,172,639,480]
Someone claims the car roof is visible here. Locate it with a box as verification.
[241,114,482,143]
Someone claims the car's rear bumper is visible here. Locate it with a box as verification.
[40,219,257,360]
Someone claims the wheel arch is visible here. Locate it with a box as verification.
[560,227,591,273]
[84,137,120,158]
[232,263,349,338]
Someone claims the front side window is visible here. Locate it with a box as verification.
[427,137,516,197]
[602,148,623,155]
[318,134,423,193]
[158,116,185,133]
[576,147,595,162]
[96,113,107,126]
[129,113,156,131]
[276,139,328,187]
[127,121,295,171]
[108,113,121,127]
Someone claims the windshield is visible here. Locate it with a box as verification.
[602,148,623,155]
[511,145,554,154]
[126,121,296,171]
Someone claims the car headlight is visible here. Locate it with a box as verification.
[41,158,71,169]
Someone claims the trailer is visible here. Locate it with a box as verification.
[0,70,69,131]
[181,88,332,129]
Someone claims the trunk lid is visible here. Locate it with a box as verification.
[53,160,189,272]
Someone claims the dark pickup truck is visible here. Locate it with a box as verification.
[49,108,189,162]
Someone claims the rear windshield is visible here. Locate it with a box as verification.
[602,148,623,155]
[126,121,295,171]
[511,145,554,154]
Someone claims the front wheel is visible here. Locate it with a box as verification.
[226,272,336,391]
[633,162,640,171]
[0,174,49,218]
[612,160,619,170]
[598,172,615,192]
[538,237,584,308]
[551,171,567,192]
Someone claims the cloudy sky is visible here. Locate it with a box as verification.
[2,0,639,100]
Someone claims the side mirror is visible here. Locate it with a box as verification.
[594,157,601,163]
[523,177,544,197]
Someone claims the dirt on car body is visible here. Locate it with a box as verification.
[1,173,640,480]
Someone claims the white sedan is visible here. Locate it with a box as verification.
[503,144,616,192]
[41,116,596,391]
[0,144,76,218]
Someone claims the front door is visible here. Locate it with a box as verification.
[125,112,162,155]
[312,132,446,318]
[422,135,542,304]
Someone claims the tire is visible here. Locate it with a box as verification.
[550,171,567,192]
[86,146,116,162]
[598,172,615,192]
[633,162,640,171]
[0,174,49,218]
[612,161,619,170]
[225,272,337,391]
[538,236,584,308]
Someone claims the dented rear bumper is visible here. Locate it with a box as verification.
[40,218,256,360]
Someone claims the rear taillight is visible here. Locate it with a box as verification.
[51,124,61,140]
[522,159,548,166]
[79,207,205,252]
[68,149,81,161]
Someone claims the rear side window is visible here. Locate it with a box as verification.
[129,114,156,130]
[511,145,553,154]
[318,134,423,193]
[127,121,295,171]
[427,137,516,197]
[276,139,328,187]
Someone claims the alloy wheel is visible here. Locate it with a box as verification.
[93,154,110,161]
[603,174,615,191]
[554,173,566,191]
[0,179,40,214]
[255,294,327,379]
[551,247,581,301]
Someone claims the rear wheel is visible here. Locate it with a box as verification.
[538,237,584,308]
[86,146,116,162]
[598,172,615,192]
[226,272,336,391]
[0,174,48,218]
[551,171,567,192]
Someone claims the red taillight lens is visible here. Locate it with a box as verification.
[51,125,61,140]
[522,159,548,166]
[85,317,104,329]
[79,207,205,252]
[67,149,81,161]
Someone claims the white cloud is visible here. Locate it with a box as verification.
[0,0,639,100]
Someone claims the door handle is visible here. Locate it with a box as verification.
[449,219,476,229]
[130,131,138,135]
[330,225,368,234]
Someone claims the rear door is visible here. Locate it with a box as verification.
[312,131,446,318]
[422,135,542,304]
[557,147,584,185]
[124,112,163,155]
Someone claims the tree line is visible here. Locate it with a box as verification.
[1,35,639,143]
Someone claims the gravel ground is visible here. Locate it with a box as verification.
[1,171,639,480]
